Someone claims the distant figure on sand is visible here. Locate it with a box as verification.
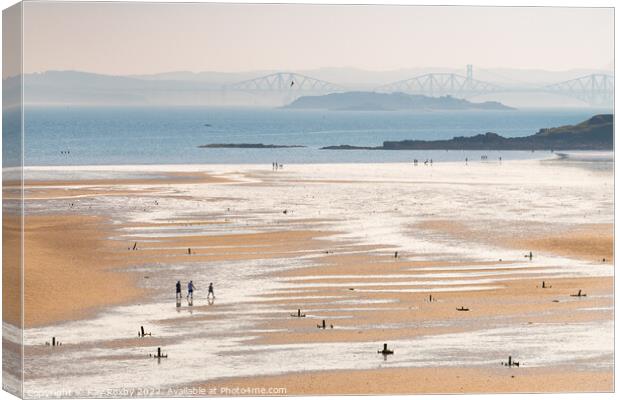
[208,282,215,299]
[176,281,182,299]
[187,280,196,299]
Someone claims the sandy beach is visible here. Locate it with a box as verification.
[9,156,613,397]
[209,366,613,395]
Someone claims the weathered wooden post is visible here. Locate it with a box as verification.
[157,347,161,358]
[298,309,301,317]
[508,356,512,366]
[378,343,394,355]
[52,337,56,347]
[322,320,326,329]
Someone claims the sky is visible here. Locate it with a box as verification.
[20,2,615,75]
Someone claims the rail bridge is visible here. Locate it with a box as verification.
[224,67,613,107]
[225,72,344,94]
[222,72,345,106]
[541,74,614,107]
[374,66,613,107]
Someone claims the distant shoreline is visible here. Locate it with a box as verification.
[27,152,607,171]
[321,114,613,152]
[198,143,306,149]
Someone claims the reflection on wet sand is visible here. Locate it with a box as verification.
[14,157,614,396]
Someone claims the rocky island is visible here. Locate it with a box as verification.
[321,114,613,151]
[285,91,514,111]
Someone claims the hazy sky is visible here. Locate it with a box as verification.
[21,2,614,75]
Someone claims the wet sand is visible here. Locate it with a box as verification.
[209,366,613,395]
[23,215,145,327]
[22,170,232,187]
[417,220,613,263]
[3,215,22,327]
[16,159,614,395]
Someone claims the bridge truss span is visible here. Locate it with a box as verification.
[543,74,614,107]
[225,72,343,94]
[374,73,502,98]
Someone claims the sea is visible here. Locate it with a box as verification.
[13,106,612,166]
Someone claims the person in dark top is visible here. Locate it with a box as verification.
[176,281,182,299]
[208,282,215,299]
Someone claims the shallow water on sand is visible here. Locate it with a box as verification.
[18,157,613,397]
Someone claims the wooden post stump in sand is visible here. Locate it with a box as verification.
[378,343,394,355]
[502,356,519,367]
[151,347,167,359]
[139,326,152,337]
[47,337,61,346]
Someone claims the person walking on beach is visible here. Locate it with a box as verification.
[208,282,215,299]
[176,280,182,299]
[187,280,196,299]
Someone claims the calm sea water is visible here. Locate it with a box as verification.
[19,106,610,166]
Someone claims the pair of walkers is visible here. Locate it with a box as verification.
[175,281,215,300]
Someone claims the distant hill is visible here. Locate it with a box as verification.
[20,70,224,105]
[322,114,613,151]
[285,91,514,111]
[10,68,613,107]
